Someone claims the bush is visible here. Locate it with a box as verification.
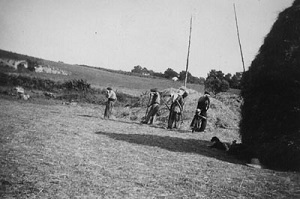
[0,72,148,107]
[58,90,107,104]
[62,79,91,91]
[0,72,61,91]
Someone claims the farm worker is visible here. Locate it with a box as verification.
[190,91,210,132]
[191,108,202,132]
[104,87,117,119]
[167,90,188,129]
[142,88,161,124]
[166,90,180,105]
[165,89,182,119]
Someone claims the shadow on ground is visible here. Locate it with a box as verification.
[95,131,245,166]
[78,114,99,119]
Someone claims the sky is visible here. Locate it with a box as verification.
[0,0,295,78]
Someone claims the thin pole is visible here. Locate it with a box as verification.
[184,16,193,88]
[233,3,245,72]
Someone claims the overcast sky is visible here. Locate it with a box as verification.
[0,0,294,77]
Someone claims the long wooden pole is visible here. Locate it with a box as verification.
[184,16,193,88]
[233,3,245,72]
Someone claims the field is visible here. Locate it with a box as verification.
[1,96,299,198]
[1,52,300,198]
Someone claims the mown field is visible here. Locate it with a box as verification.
[1,51,299,198]
[1,97,300,198]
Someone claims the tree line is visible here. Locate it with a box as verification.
[131,65,242,93]
[205,70,242,94]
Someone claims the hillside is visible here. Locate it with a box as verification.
[0,49,204,96]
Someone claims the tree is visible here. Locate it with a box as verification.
[231,72,242,89]
[207,70,225,80]
[142,67,149,74]
[220,79,230,91]
[224,73,232,85]
[189,76,202,84]
[164,68,178,79]
[152,72,165,78]
[204,69,229,94]
[179,71,192,81]
[131,65,143,74]
[147,69,154,75]
[198,77,206,84]
[178,70,204,84]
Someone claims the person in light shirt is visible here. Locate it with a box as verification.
[167,90,188,129]
[104,87,117,119]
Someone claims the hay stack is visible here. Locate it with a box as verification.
[240,0,300,170]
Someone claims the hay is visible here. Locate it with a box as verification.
[240,0,300,170]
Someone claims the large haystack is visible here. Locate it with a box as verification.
[240,0,300,170]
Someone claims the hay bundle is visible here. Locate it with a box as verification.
[240,0,300,170]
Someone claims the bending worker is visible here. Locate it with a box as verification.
[167,90,188,129]
[190,91,210,132]
[104,87,117,119]
[142,88,161,125]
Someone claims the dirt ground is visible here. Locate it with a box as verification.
[0,97,299,198]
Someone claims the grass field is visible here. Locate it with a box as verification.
[1,56,205,96]
[0,49,205,96]
[1,97,299,198]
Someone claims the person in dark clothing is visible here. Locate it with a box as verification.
[142,88,161,124]
[191,108,205,132]
[190,91,210,132]
[104,87,117,119]
[167,91,188,129]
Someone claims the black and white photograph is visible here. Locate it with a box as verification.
[0,0,299,198]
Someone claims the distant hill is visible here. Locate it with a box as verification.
[0,49,204,96]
